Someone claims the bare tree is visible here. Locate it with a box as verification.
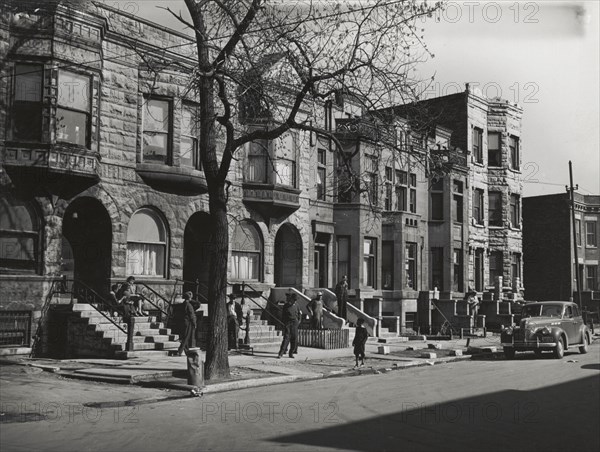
[154,0,444,380]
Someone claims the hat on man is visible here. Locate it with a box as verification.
[317,291,323,296]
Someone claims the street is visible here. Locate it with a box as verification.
[1,344,599,452]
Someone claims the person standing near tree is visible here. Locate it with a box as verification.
[177,291,197,356]
[335,275,349,320]
[278,293,302,359]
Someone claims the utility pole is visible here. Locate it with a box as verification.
[566,161,582,309]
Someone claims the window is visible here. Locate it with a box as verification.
[231,221,262,281]
[474,249,484,291]
[366,156,378,206]
[453,180,463,223]
[488,191,502,227]
[337,153,354,203]
[275,158,296,186]
[430,247,444,291]
[395,170,407,211]
[384,167,393,211]
[509,136,520,170]
[0,195,41,273]
[586,266,598,291]
[405,242,417,289]
[510,194,520,228]
[576,219,582,246]
[472,127,483,163]
[409,173,417,213]
[453,249,464,292]
[586,221,597,247]
[487,132,501,167]
[126,208,167,277]
[473,189,484,225]
[337,236,350,286]
[430,179,444,221]
[181,104,200,169]
[382,241,394,289]
[247,135,268,183]
[317,147,326,200]
[489,251,503,287]
[12,63,43,141]
[511,253,521,284]
[143,98,171,164]
[57,70,91,147]
[363,238,377,288]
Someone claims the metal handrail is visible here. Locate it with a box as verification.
[31,278,63,356]
[136,282,171,318]
[72,280,127,334]
[431,300,460,334]
[236,282,285,329]
[173,278,209,303]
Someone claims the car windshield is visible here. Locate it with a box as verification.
[522,304,563,318]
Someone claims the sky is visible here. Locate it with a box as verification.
[105,0,600,198]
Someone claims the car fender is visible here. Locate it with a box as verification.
[548,327,567,347]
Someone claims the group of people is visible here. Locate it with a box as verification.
[107,276,148,318]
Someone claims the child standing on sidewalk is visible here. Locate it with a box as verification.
[352,318,369,368]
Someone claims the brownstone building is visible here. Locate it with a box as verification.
[523,192,600,307]
[0,2,525,354]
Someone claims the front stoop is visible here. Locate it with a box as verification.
[69,304,180,359]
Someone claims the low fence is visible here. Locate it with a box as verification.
[297,328,349,349]
[0,311,32,347]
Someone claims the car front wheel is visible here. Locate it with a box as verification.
[579,334,589,354]
[553,337,565,359]
[504,348,515,360]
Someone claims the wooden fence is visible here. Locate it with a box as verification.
[297,328,349,349]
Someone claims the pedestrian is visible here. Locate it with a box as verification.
[308,291,324,329]
[108,283,127,318]
[177,291,197,356]
[335,275,349,320]
[227,297,240,350]
[465,288,480,317]
[277,292,302,359]
[352,317,369,368]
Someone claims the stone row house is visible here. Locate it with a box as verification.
[0,2,524,351]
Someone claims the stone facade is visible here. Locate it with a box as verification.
[0,3,526,347]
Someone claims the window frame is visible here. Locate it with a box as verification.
[586,265,598,291]
[453,248,464,292]
[317,147,327,201]
[180,103,201,170]
[586,221,597,247]
[510,194,521,229]
[489,251,503,287]
[11,63,44,142]
[488,191,503,227]
[231,220,263,282]
[509,135,520,170]
[337,236,351,287]
[142,97,173,165]
[384,166,393,211]
[382,241,394,290]
[473,188,485,225]
[409,173,417,213]
[395,169,408,211]
[126,207,169,278]
[472,127,483,164]
[405,242,417,289]
[363,237,377,289]
[56,69,92,148]
[487,131,501,167]
[452,180,464,224]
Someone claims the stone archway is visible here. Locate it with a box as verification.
[62,197,112,295]
[183,212,212,296]
[274,223,303,288]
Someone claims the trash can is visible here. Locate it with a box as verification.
[186,347,204,387]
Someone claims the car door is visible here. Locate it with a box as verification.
[570,305,584,344]
[562,306,578,344]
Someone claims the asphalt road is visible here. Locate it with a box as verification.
[1,344,599,452]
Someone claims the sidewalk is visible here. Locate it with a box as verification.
[1,335,501,399]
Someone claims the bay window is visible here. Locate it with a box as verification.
[57,70,91,147]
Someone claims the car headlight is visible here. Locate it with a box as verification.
[539,327,551,335]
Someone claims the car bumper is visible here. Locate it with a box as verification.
[502,341,557,350]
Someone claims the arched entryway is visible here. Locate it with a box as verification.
[183,212,212,296]
[274,223,302,288]
[62,197,112,295]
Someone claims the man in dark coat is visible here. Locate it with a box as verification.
[335,275,349,320]
[277,293,302,359]
[177,291,197,356]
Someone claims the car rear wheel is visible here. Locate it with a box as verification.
[504,348,515,360]
[579,334,589,354]
[553,337,564,359]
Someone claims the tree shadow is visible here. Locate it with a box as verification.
[271,375,600,452]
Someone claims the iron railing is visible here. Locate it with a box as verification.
[0,311,32,347]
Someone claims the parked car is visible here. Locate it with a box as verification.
[501,301,591,359]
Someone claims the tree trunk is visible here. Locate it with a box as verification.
[204,181,230,380]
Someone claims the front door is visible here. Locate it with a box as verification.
[314,245,327,288]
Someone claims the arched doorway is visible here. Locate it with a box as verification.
[183,212,211,296]
[274,223,302,288]
[62,197,112,295]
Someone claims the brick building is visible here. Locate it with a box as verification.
[0,2,525,353]
[523,192,600,307]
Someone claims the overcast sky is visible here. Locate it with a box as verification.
[112,0,599,198]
